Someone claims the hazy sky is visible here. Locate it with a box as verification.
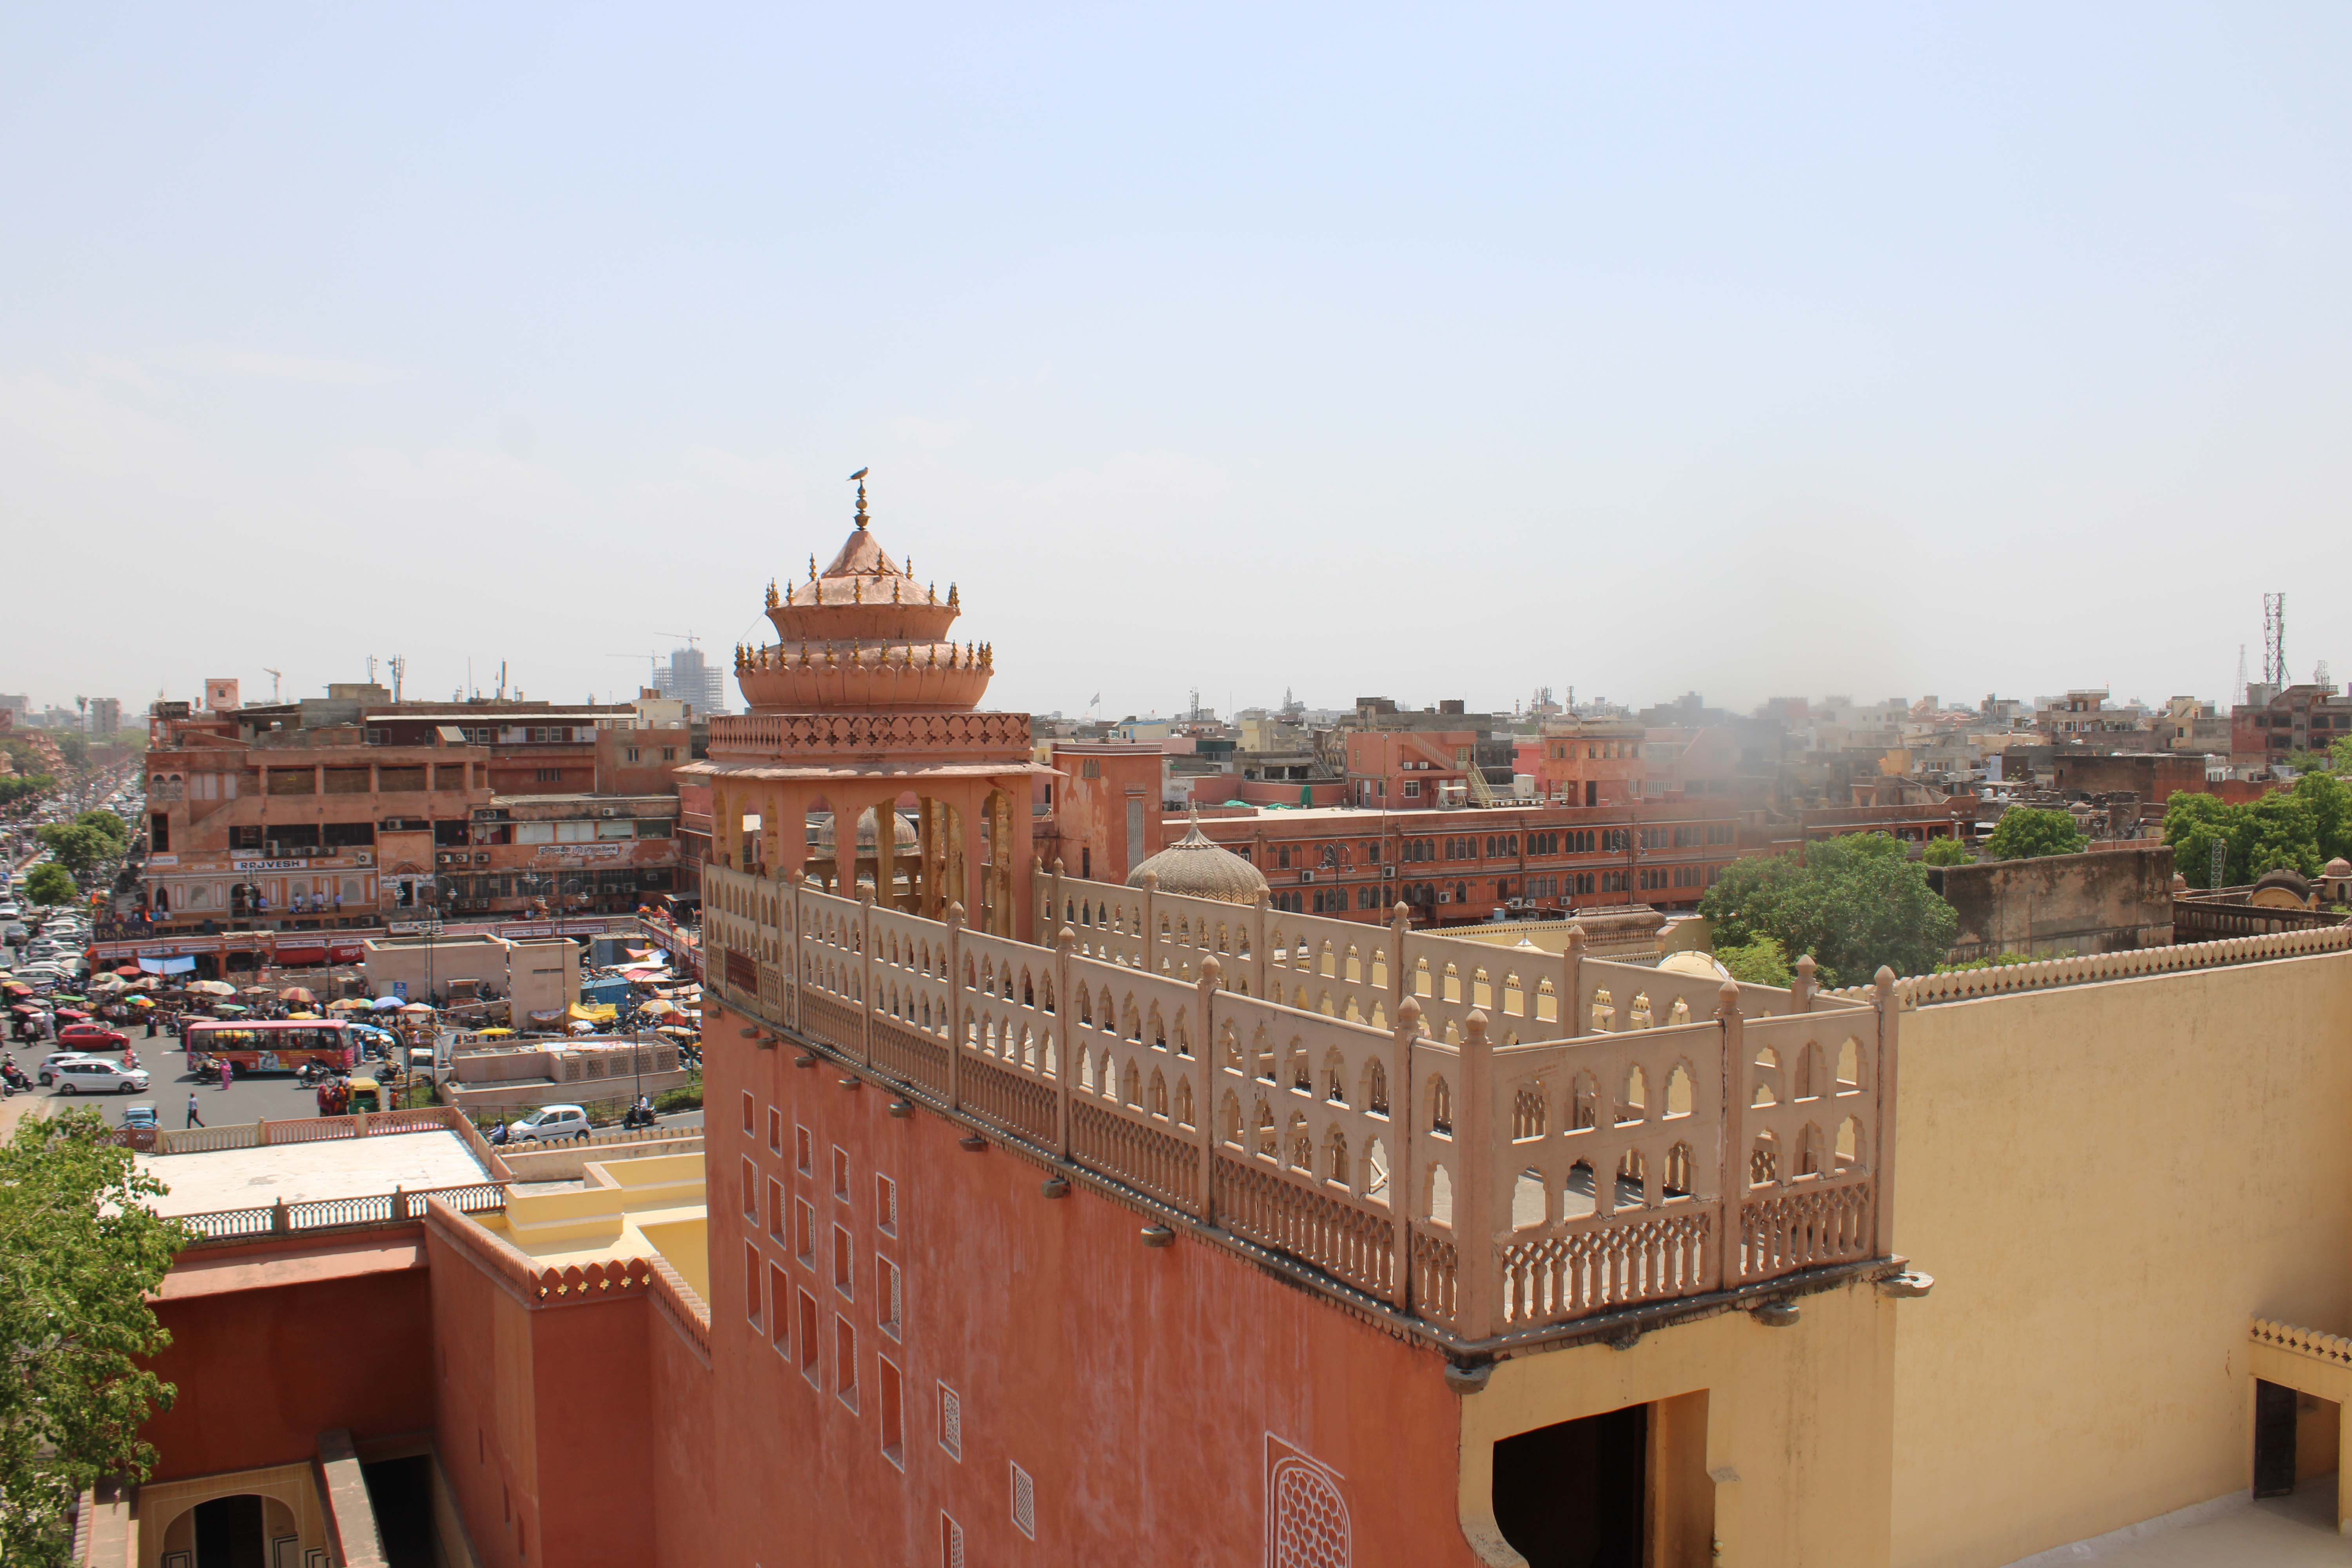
[4,5,2347,722]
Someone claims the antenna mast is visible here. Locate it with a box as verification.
[388,655,406,703]
[2263,593,2285,689]
[262,668,283,703]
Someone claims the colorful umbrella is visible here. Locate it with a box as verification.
[280,986,317,1004]
[113,965,141,978]
[128,996,154,1007]
[187,980,236,996]
[328,998,370,1011]
[399,1002,435,1014]
[211,1003,250,1015]
[370,996,405,1010]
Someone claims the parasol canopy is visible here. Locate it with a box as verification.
[370,996,405,1010]
[187,980,236,997]
[280,986,317,1004]
[211,1003,250,1015]
[129,996,154,1007]
[399,1002,435,1014]
[328,998,370,1011]
[113,965,142,978]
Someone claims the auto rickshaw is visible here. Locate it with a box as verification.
[347,1076,381,1113]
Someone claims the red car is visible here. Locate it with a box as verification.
[54,1024,128,1052]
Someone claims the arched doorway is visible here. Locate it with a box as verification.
[165,1492,298,1567]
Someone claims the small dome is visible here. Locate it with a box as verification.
[1129,810,1269,906]
[2327,858,2352,879]
[810,808,918,851]
[2248,867,2314,909]
[1659,949,1732,981]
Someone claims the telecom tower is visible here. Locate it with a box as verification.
[2263,593,2285,689]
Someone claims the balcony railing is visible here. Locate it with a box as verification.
[701,860,1897,1351]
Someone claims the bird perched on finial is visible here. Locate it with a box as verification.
[848,467,868,483]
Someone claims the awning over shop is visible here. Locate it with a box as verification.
[273,944,328,965]
[329,942,367,963]
[138,956,198,975]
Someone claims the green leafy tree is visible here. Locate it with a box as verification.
[22,863,76,908]
[54,733,88,771]
[2162,776,2352,889]
[0,740,37,777]
[1922,837,1974,866]
[1715,935,1793,987]
[2163,792,2248,889]
[1983,807,2088,861]
[34,824,113,886]
[1698,833,1959,985]
[73,810,128,851]
[0,775,55,808]
[0,1109,185,1565]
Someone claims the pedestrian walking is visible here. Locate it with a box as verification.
[185,1093,204,1129]
[219,1058,232,1090]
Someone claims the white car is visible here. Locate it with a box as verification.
[51,1058,149,1095]
[505,1104,591,1142]
[36,1052,100,1085]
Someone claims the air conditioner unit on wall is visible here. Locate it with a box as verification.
[1437,890,1453,904]
[354,851,372,865]
[1298,871,1315,884]
[1382,866,1397,878]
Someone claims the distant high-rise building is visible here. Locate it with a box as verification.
[91,697,120,735]
[653,645,725,718]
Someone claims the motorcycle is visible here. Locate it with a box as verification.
[621,1099,658,1132]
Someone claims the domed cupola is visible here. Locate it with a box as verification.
[735,476,994,713]
[1128,808,1270,906]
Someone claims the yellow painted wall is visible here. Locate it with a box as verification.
[1889,950,2352,1565]
[1459,1278,1897,1567]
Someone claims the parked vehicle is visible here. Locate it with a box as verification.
[507,1104,590,1142]
[120,1103,158,1130]
[52,1058,149,1095]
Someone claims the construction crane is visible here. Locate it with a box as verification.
[263,668,283,702]
[655,631,701,650]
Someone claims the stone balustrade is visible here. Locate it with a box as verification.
[704,860,1902,1348]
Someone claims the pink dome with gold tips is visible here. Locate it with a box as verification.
[735,480,993,714]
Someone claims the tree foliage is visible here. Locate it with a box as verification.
[22,864,76,907]
[1714,935,1793,987]
[1921,837,1975,866]
[72,811,128,851]
[2163,775,2352,888]
[0,1109,185,1564]
[33,824,112,885]
[1697,833,1959,986]
[0,776,54,808]
[1982,807,2087,861]
[54,733,88,771]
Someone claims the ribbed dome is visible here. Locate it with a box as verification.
[1129,811,1269,906]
